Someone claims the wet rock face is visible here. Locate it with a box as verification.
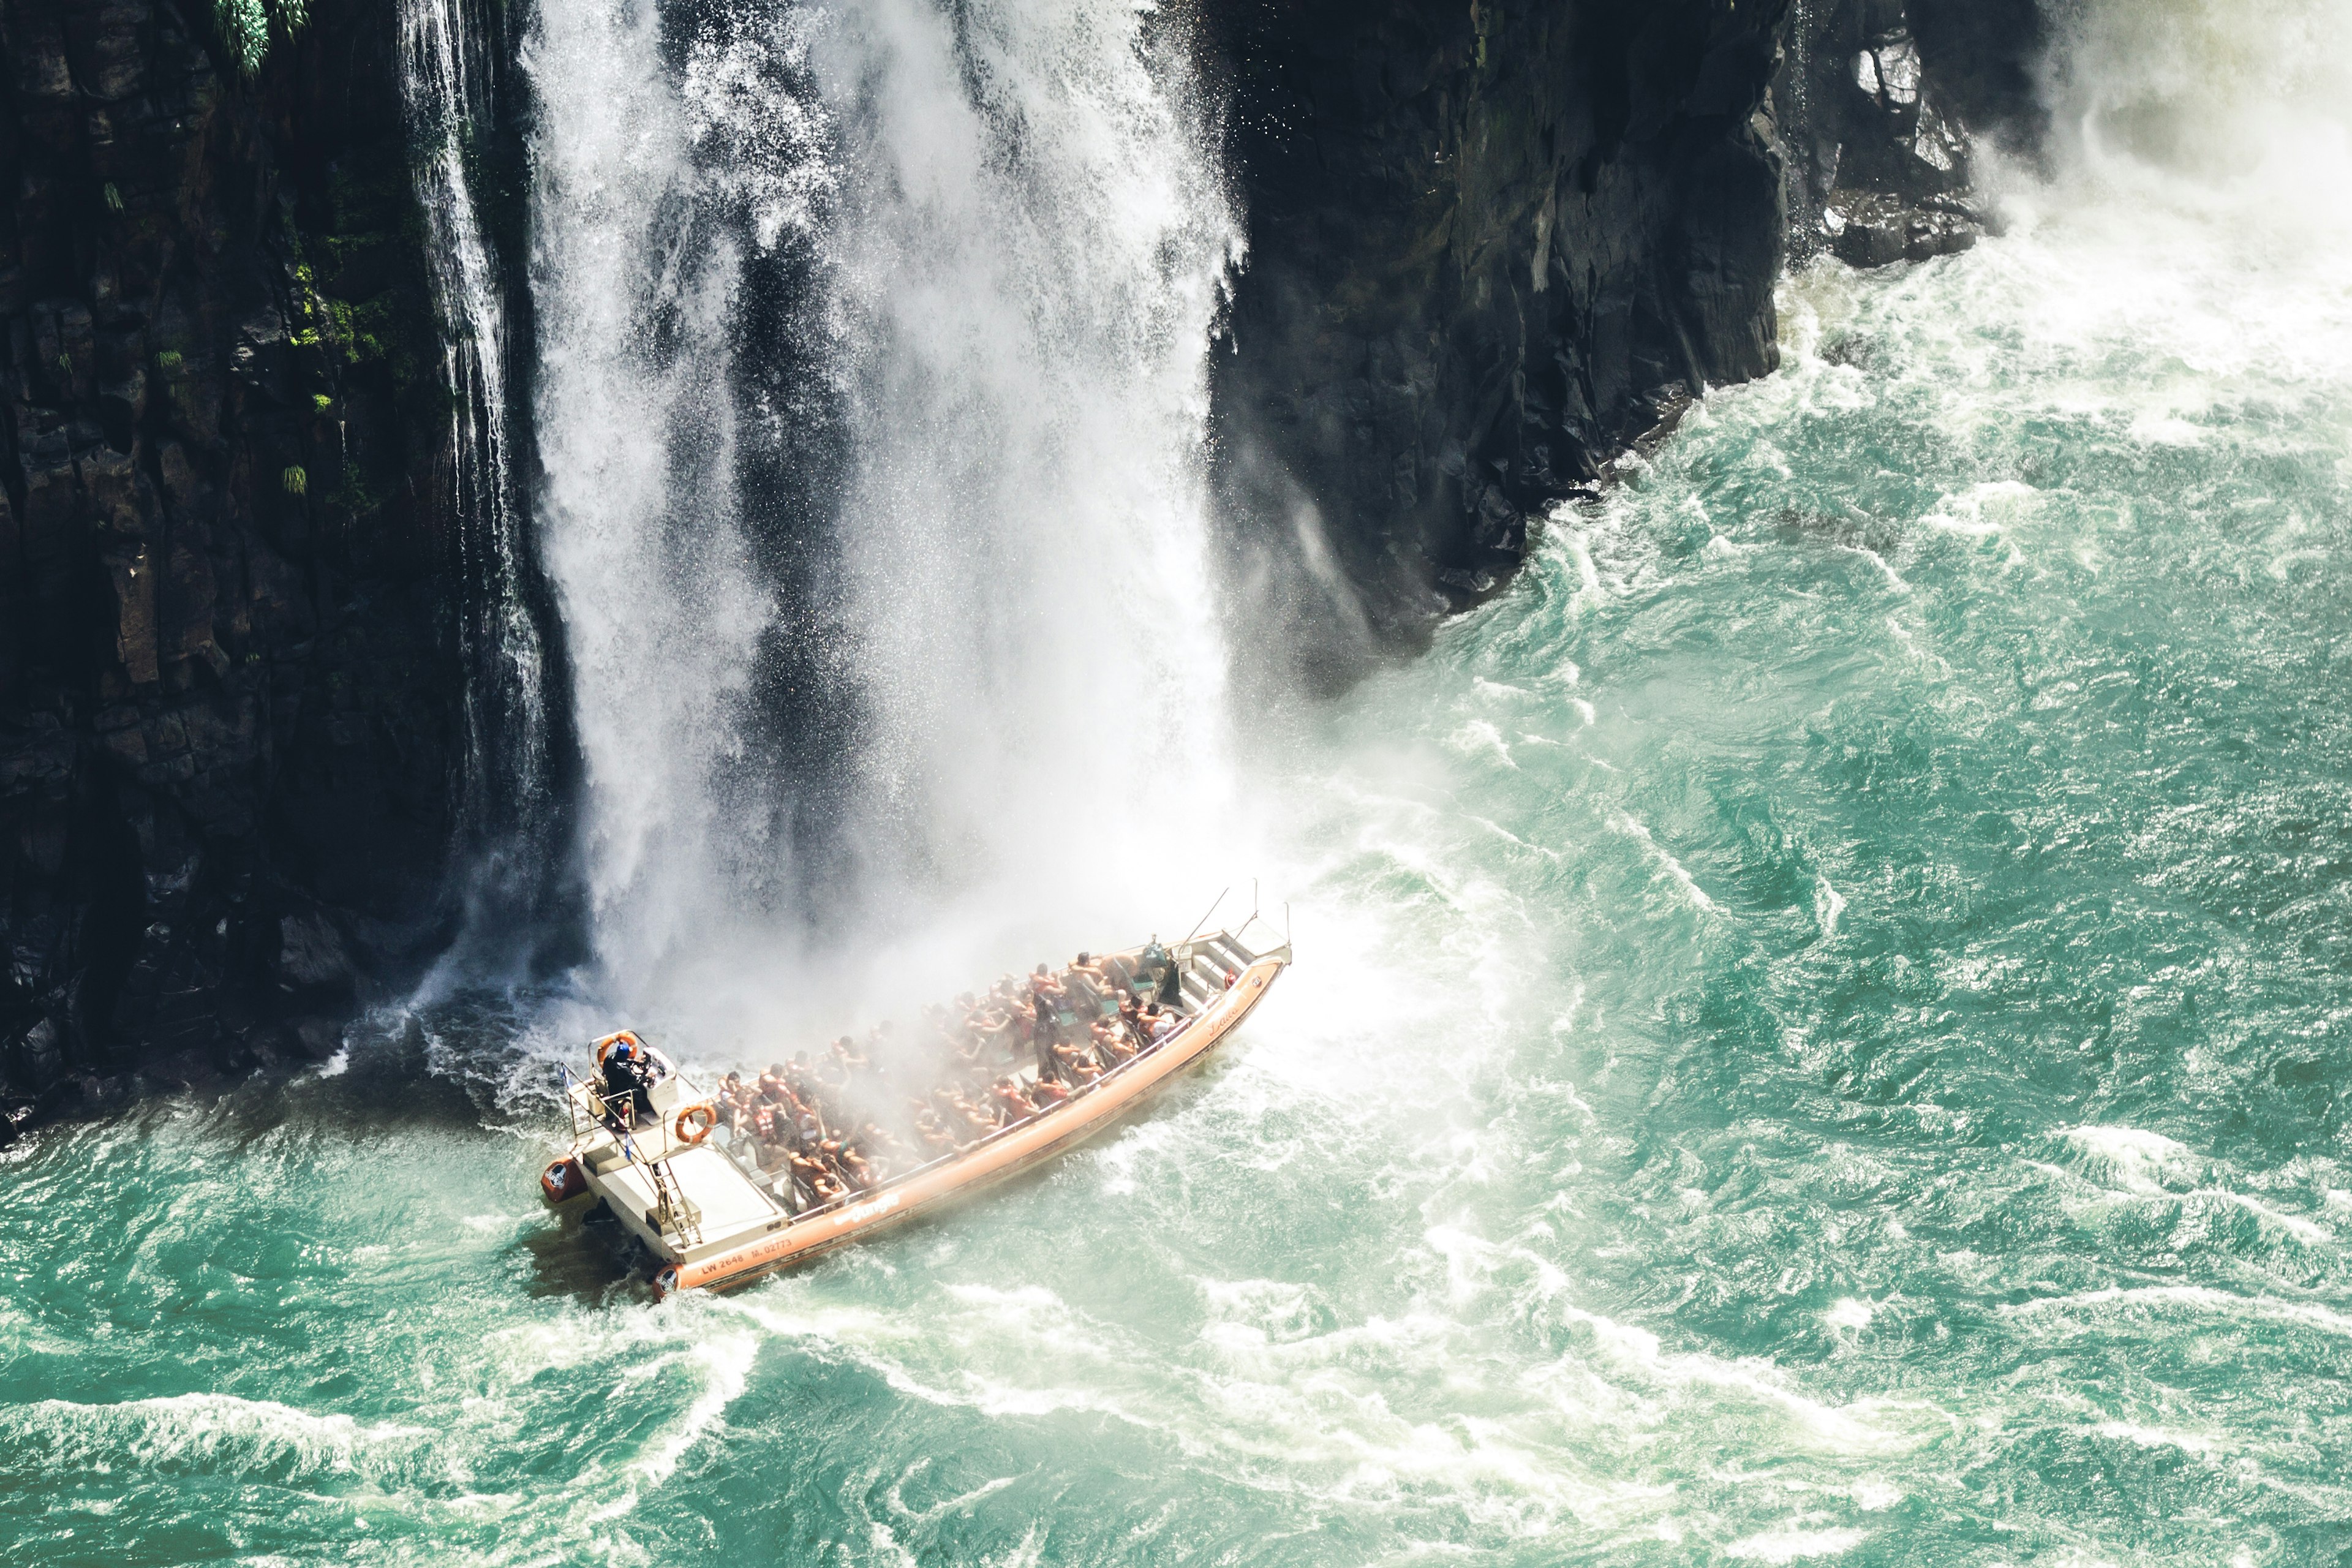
[1778,0,2045,265]
[0,0,464,1115]
[1204,0,1793,688]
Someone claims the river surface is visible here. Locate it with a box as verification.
[9,178,2352,1567]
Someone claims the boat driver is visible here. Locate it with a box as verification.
[1139,937,1183,1014]
[600,1035,661,1128]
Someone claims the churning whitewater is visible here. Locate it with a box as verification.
[6,0,2352,1562]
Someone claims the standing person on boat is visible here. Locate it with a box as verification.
[1028,964,1067,1080]
[600,1035,658,1127]
[1140,937,1183,1013]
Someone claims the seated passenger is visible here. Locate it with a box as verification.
[1030,1076,1072,1109]
[1064,953,1114,1016]
[948,1090,997,1136]
[795,1153,848,1205]
[990,1077,1036,1124]
[1093,1019,1136,1066]
[914,1108,957,1154]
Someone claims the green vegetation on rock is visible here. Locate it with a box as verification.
[212,0,307,77]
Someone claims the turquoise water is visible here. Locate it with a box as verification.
[9,209,2352,1562]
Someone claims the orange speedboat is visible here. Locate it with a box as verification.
[539,922,1291,1297]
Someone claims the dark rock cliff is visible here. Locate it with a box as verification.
[1777,0,2045,266]
[0,0,470,1120]
[1205,0,1795,687]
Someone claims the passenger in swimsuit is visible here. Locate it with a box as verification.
[1030,1076,1072,1109]
[1093,1018,1136,1066]
[949,1089,997,1137]
[914,1107,957,1154]
[1117,993,1152,1052]
[1050,1038,1098,1084]
[990,1077,1035,1125]
[807,1161,849,1205]
[859,1119,910,1166]
[1067,953,1114,1015]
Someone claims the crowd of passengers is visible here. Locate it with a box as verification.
[702,945,1217,1212]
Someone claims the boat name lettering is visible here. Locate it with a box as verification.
[840,1190,903,1226]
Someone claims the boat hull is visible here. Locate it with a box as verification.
[666,949,1286,1294]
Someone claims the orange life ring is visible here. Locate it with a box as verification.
[594,1030,643,1067]
[673,1101,718,1146]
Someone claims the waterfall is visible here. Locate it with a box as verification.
[2035,0,2352,222]
[1779,0,1826,249]
[523,0,1240,1022]
[818,0,1238,913]
[397,0,554,943]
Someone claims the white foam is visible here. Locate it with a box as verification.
[2056,1125,2202,1193]
[2002,1283,2352,1338]
[1824,1298,1874,1332]
[630,1330,756,1487]
[1725,1526,1867,1562]
[1611,812,1719,914]
[1567,530,1605,610]
[1813,876,1847,938]
[1837,545,1911,595]
[1450,720,1519,771]
[2093,1420,2214,1454]
[7,1392,431,1480]
[2207,1189,2332,1245]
